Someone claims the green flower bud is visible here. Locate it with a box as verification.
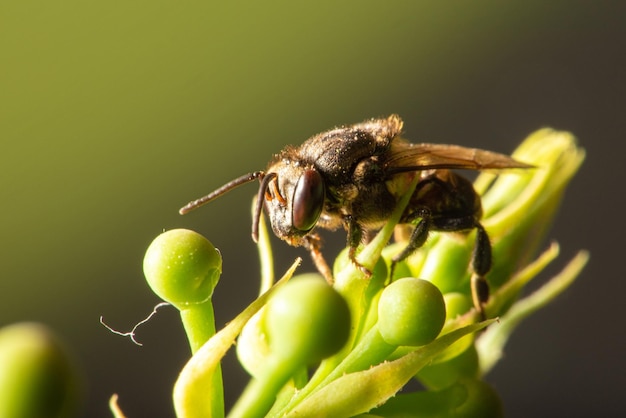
[413,292,477,370]
[143,228,222,308]
[236,309,271,378]
[444,292,474,319]
[264,274,351,364]
[417,344,480,390]
[0,323,80,418]
[229,274,351,418]
[416,235,473,295]
[446,378,503,418]
[378,277,446,347]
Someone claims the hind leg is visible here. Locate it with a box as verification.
[390,209,432,278]
[392,212,493,318]
[470,223,492,319]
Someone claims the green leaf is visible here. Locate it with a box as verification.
[173,258,301,418]
[477,250,589,374]
[284,320,495,418]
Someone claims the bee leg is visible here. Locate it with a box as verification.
[390,216,432,279]
[346,216,372,276]
[303,234,334,285]
[470,223,492,320]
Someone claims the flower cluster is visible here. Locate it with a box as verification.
[128,128,586,418]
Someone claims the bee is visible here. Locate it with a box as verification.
[180,115,532,317]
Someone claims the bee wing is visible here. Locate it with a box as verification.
[384,142,532,174]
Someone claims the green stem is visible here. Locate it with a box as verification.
[173,258,301,418]
[270,326,396,417]
[180,301,217,353]
[227,355,297,418]
[253,199,274,295]
[180,301,224,418]
[283,320,495,417]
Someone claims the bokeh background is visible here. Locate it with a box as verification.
[2,2,624,417]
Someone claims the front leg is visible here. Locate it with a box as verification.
[345,215,371,276]
[303,234,334,285]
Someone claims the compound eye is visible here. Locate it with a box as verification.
[292,169,325,232]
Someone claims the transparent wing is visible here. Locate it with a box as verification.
[384,142,532,174]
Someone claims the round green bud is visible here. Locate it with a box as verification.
[264,274,351,364]
[237,309,271,378]
[423,292,475,364]
[417,345,480,390]
[419,235,472,294]
[444,292,473,320]
[447,378,503,418]
[143,229,222,308]
[378,277,446,346]
[0,323,80,418]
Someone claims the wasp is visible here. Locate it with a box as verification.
[180,115,532,317]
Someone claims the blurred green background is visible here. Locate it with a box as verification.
[1,1,624,417]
